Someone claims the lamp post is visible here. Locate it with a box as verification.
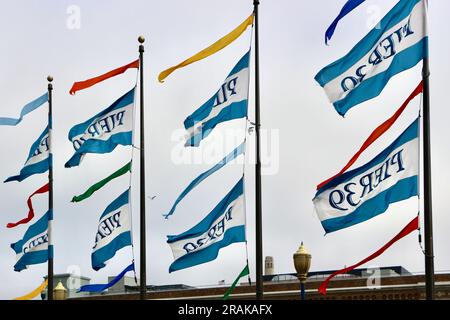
[293,242,311,300]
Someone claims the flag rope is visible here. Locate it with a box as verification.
[128,71,139,285]
[417,91,426,254]
[242,22,254,287]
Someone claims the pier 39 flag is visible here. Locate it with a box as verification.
[11,210,53,272]
[315,0,428,116]
[313,119,419,234]
[184,52,250,147]
[92,189,132,271]
[5,126,50,183]
[65,88,135,168]
[167,177,246,272]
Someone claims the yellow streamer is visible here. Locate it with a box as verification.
[14,279,48,300]
[158,13,254,83]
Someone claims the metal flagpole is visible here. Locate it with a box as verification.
[422,56,435,300]
[138,36,147,301]
[253,0,263,300]
[47,75,54,301]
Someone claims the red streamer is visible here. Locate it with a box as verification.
[7,183,49,228]
[317,82,423,190]
[318,216,419,295]
[69,59,139,95]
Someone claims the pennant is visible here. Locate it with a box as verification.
[165,142,245,219]
[69,59,139,95]
[185,52,250,147]
[14,279,48,300]
[158,14,254,82]
[78,263,135,293]
[315,0,428,116]
[92,189,132,271]
[65,88,135,168]
[0,93,48,126]
[223,264,250,300]
[11,210,53,272]
[7,183,49,228]
[317,82,423,190]
[314,119,419,234]
[325,0,366,45]
[4,126,50,183]
[167,177,246,273]
[72,161,132,203]
[318,215,419,295]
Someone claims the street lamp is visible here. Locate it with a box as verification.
[293,242,311,300]
[54,281,67,300]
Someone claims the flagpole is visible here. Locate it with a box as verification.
[422,56,435,300]
[253,0,263,300]
[47,75,54,301]
[138,36,147,301]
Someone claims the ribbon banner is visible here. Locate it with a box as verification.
[158,13,254,82]
[72,161,132,203]
[318,216,419,295]
[70,59,139,95]
[223,264,250,300]
[317,82,423,190]
[325,0,366,45]
[165,142,245,219]
[7,183,49,228]
[14,279,48,300]
[0,93,48,126]
[78,263,135,293]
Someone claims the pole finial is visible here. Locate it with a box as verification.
[47,75,53,82]
[138,36,145,44]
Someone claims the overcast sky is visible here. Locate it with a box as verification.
[0,0,449,299]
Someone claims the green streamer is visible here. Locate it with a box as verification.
[222,264,250,300]
[71,161,132,203]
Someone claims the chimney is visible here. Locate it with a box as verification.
[265,256,274,275]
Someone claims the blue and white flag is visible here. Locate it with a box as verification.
[0,93,48,126]
[164,142,245,219]
[313,119,419,234]
[325,0,366,45]
[316,0,428,116]
[4,126,50,183]
[167,177,246,272]
[65,88,135,168]
[92,189,132,271]
[184,52,250,147]
[10,210,53,272]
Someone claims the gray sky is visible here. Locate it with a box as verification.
[0,0,449,299]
